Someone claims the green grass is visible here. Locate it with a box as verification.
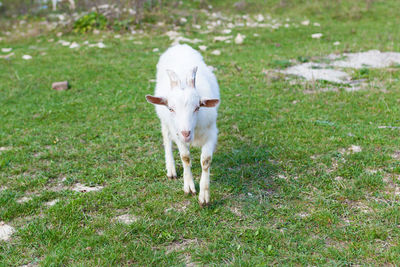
[1,0,400,265]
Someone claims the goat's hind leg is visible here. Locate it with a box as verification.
[162,123,177,179]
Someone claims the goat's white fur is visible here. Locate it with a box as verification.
[146,44,220,206]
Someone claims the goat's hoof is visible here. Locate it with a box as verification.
[184,190,196,196]
[167,175,177,179]
[199,201,210,208]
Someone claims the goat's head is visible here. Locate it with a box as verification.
[146,67,219,143]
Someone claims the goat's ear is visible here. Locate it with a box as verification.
[166,69,181,89]
[146,95,168,106]
[186,66,198,88]
[200,98,220,107]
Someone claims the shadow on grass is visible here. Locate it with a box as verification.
[211,143,279,202]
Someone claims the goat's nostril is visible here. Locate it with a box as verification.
[181,131,191,138]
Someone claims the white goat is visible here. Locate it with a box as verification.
[146,44,220,206]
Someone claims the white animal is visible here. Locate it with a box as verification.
[146,44,220,206]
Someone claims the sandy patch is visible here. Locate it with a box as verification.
[338,145,362,155]
[282,62,350,84]
[331,50,400,69]
[166,239,198,254]
[379,126,400,130]
[183,253,198,267]
[16,196,33,204]
[165,200,191,213]
[115,214,138,225]
[280,50,400,86]
[349,201,371,214]
[392,151,400,160]
[229,206,242,217]
[71,183,104,193]
[46,176,67,192]
[0,222,15,241]
[45,199,59,207]
[213,36,232,42]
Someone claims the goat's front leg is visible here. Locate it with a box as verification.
[161,123,176,179]
[199,136,217,206]
[176,141,196,195]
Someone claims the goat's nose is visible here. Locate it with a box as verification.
[181,131,191,138]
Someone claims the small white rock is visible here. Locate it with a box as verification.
[301,20,310,26]
[114,34,121,39]
[211,50,221,56]
[153,48,159,52]
[72,183,104,193]
[235,33,245,44]
[253,33,260,37]
[313,22,320,27]
[0,222,15,241]
[69,42,79,49]
[97,42,106,48]
[277,174,287,179]
[334,176,343,181]
[256,14,264,22]
[22,55,32,60]
[1,48,12,53]
[333,41,340,46]
[349,145,362,153]
[221,29,232,34]
[311,33,323,39]
[93,29,100,35]
[59,40,71,46]
[45,199,59,207]
[180,17,187,23]
[198,45,207,51]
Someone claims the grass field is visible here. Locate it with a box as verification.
[1,0,400,265]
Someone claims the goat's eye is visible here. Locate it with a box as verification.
[168,107,174,112]
[194,106,200,112]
